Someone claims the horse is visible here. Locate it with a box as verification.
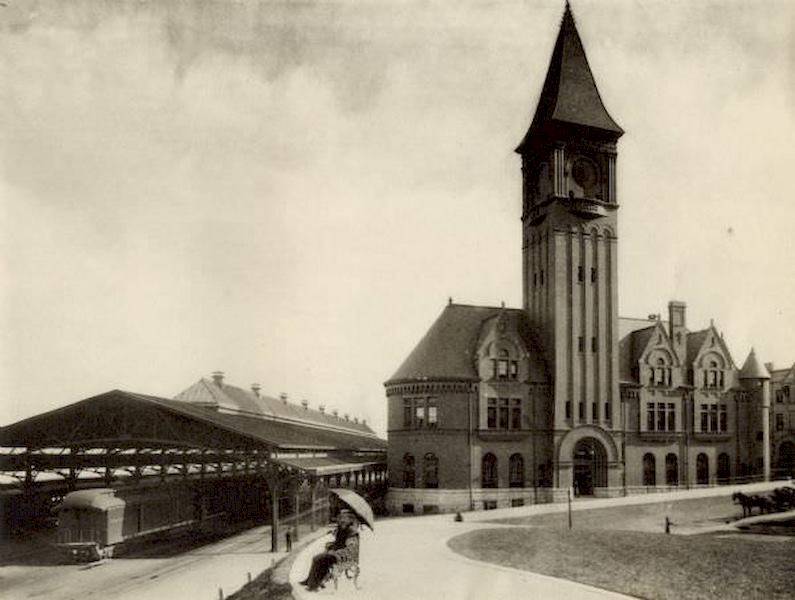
[732,492,774,518]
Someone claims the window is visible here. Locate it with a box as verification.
[717,453,730,484]
[579,402,585,420]
[511,498,525,507]
[578,337,584,352]
[709,404,718,432]
[667,403,676,432]
[652,358,671,387]
[427,398,438,429]
[423,453,439,489]
[700,404,709,432]
[494,350,519,381]
[704,361,722,389]
[719,404,727,432]
[415,403,425,428]
[592,403,598,421]
[604,402,611,421]
[566,401,572,419]
[402,503,414,514]
[591,267,597,283]
[497,398,509,429]
[510,399,522,429]
[591,336,597,352]
[578,265,584,283]
[540,270,544,285]
[643,453,656,486]
[509,360,519,380]
[403,399,412,428]
[487,398,497,429]
[665,454,678,486]
[657,402,666,431]
[482,453,498,488]
[696,453,709,485]
[776,414,785,431]
[647,403,655,431]
[776,390,784,403]
[483,500,497,510]
[403,454,415,488]
[509,454,524,488]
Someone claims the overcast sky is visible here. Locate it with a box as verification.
[1,0,793,437]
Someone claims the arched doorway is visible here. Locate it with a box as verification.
[717,453,730,484]
[696,453,709,485]
[573,438,607,496]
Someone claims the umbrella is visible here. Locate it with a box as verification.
[330,488,375,531]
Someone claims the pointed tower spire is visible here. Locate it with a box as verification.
[517,2,623,153]
[739,348,771,380]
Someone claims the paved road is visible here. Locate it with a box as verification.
[1,524,286,600]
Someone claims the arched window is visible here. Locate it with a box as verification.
[665,454,678,486]
[717,453,730,484]
[423,453,439,489]
[643,453,656,486]
[509,454,524,488]
[493,348,519,381]
[403,454,415,488]
[482,453,498,488]
[697,453,709,485]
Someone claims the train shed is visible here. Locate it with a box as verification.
[0,375,386,550]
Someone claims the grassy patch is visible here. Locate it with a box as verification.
[449,497,795,600]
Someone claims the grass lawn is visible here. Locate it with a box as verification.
[448,497,795,599]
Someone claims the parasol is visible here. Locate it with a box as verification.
[330,488,375,531]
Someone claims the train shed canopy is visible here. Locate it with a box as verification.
[0,389,386,455]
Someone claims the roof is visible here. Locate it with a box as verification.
[61,488,124,511]
[277,456,383,476]
[771,365,795,384]
[516,3,623,152]
[739,348,771,380]
[174,378,375,437]
[387,303,547,384]
[0,390,386,454]
[685,329,710,366]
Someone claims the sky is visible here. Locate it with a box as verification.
[1,0,793,438]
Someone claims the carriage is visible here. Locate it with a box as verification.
[55,486,207,562]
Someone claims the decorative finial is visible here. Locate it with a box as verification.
[501,300,505,308]
[448,296,453,305]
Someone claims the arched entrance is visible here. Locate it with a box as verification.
[573,437,607,496]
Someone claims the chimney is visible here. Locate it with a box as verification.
[318,404,325,414]
[251,383,261,397]
[332,409,339,417]
[668,301,687,362]
[765,362,775,373]
[280,392,288,404]
[212,371,225,387]
[301,399,309,410]
[647,314,657,321]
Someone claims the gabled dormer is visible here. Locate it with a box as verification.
[476,309,535,383]
[687,324,736,391]
[635,320,680,389]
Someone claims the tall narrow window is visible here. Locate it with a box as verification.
[604,402,611,421]
[403,399,413,428]
[697,453,709,485]
[700,404,709,432]
[487,398,497,429]
[510,399,522,430]
[578,265,584,282]
[579,402,585,420]
[592,403,598,421]
[403,454,415,488]
[643,453,656,486]
[499,398,510,429]
[482,453,498,488]
[719,404,727,433]
[566,401,572,419]
[665,454,678,486]
[667,403,676,432]
[423,453,439,489]
[509,454,524,488]
[591,336,597,352]
[415,401,425,429]
[509,361,519,380]
[578,337,585,352]
[657,402,666,431]
[591,267,597,282]
[647,403,655,431]
[427,398,438,429]
[709,404,718,432]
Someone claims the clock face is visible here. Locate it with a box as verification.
[572,158,598,189]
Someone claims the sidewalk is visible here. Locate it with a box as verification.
[289,481,787,600]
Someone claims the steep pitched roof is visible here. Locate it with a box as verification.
[516,3,623,152]
[386,303,546,384]
[685,329,710,366]
[771,364,795,384]
[739,348,771,380]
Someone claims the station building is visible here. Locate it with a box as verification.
[385,5,784,514]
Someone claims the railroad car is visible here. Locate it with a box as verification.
[55,486,207,562]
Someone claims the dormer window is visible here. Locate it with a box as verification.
[703,360,724,389]
[650,358,671,387]
[493,349,519,381]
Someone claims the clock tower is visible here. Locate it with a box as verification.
[517,4,624,491]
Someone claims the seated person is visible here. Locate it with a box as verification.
[299,509,359,592]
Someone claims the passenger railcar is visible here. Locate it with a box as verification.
[55,486,206,562]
